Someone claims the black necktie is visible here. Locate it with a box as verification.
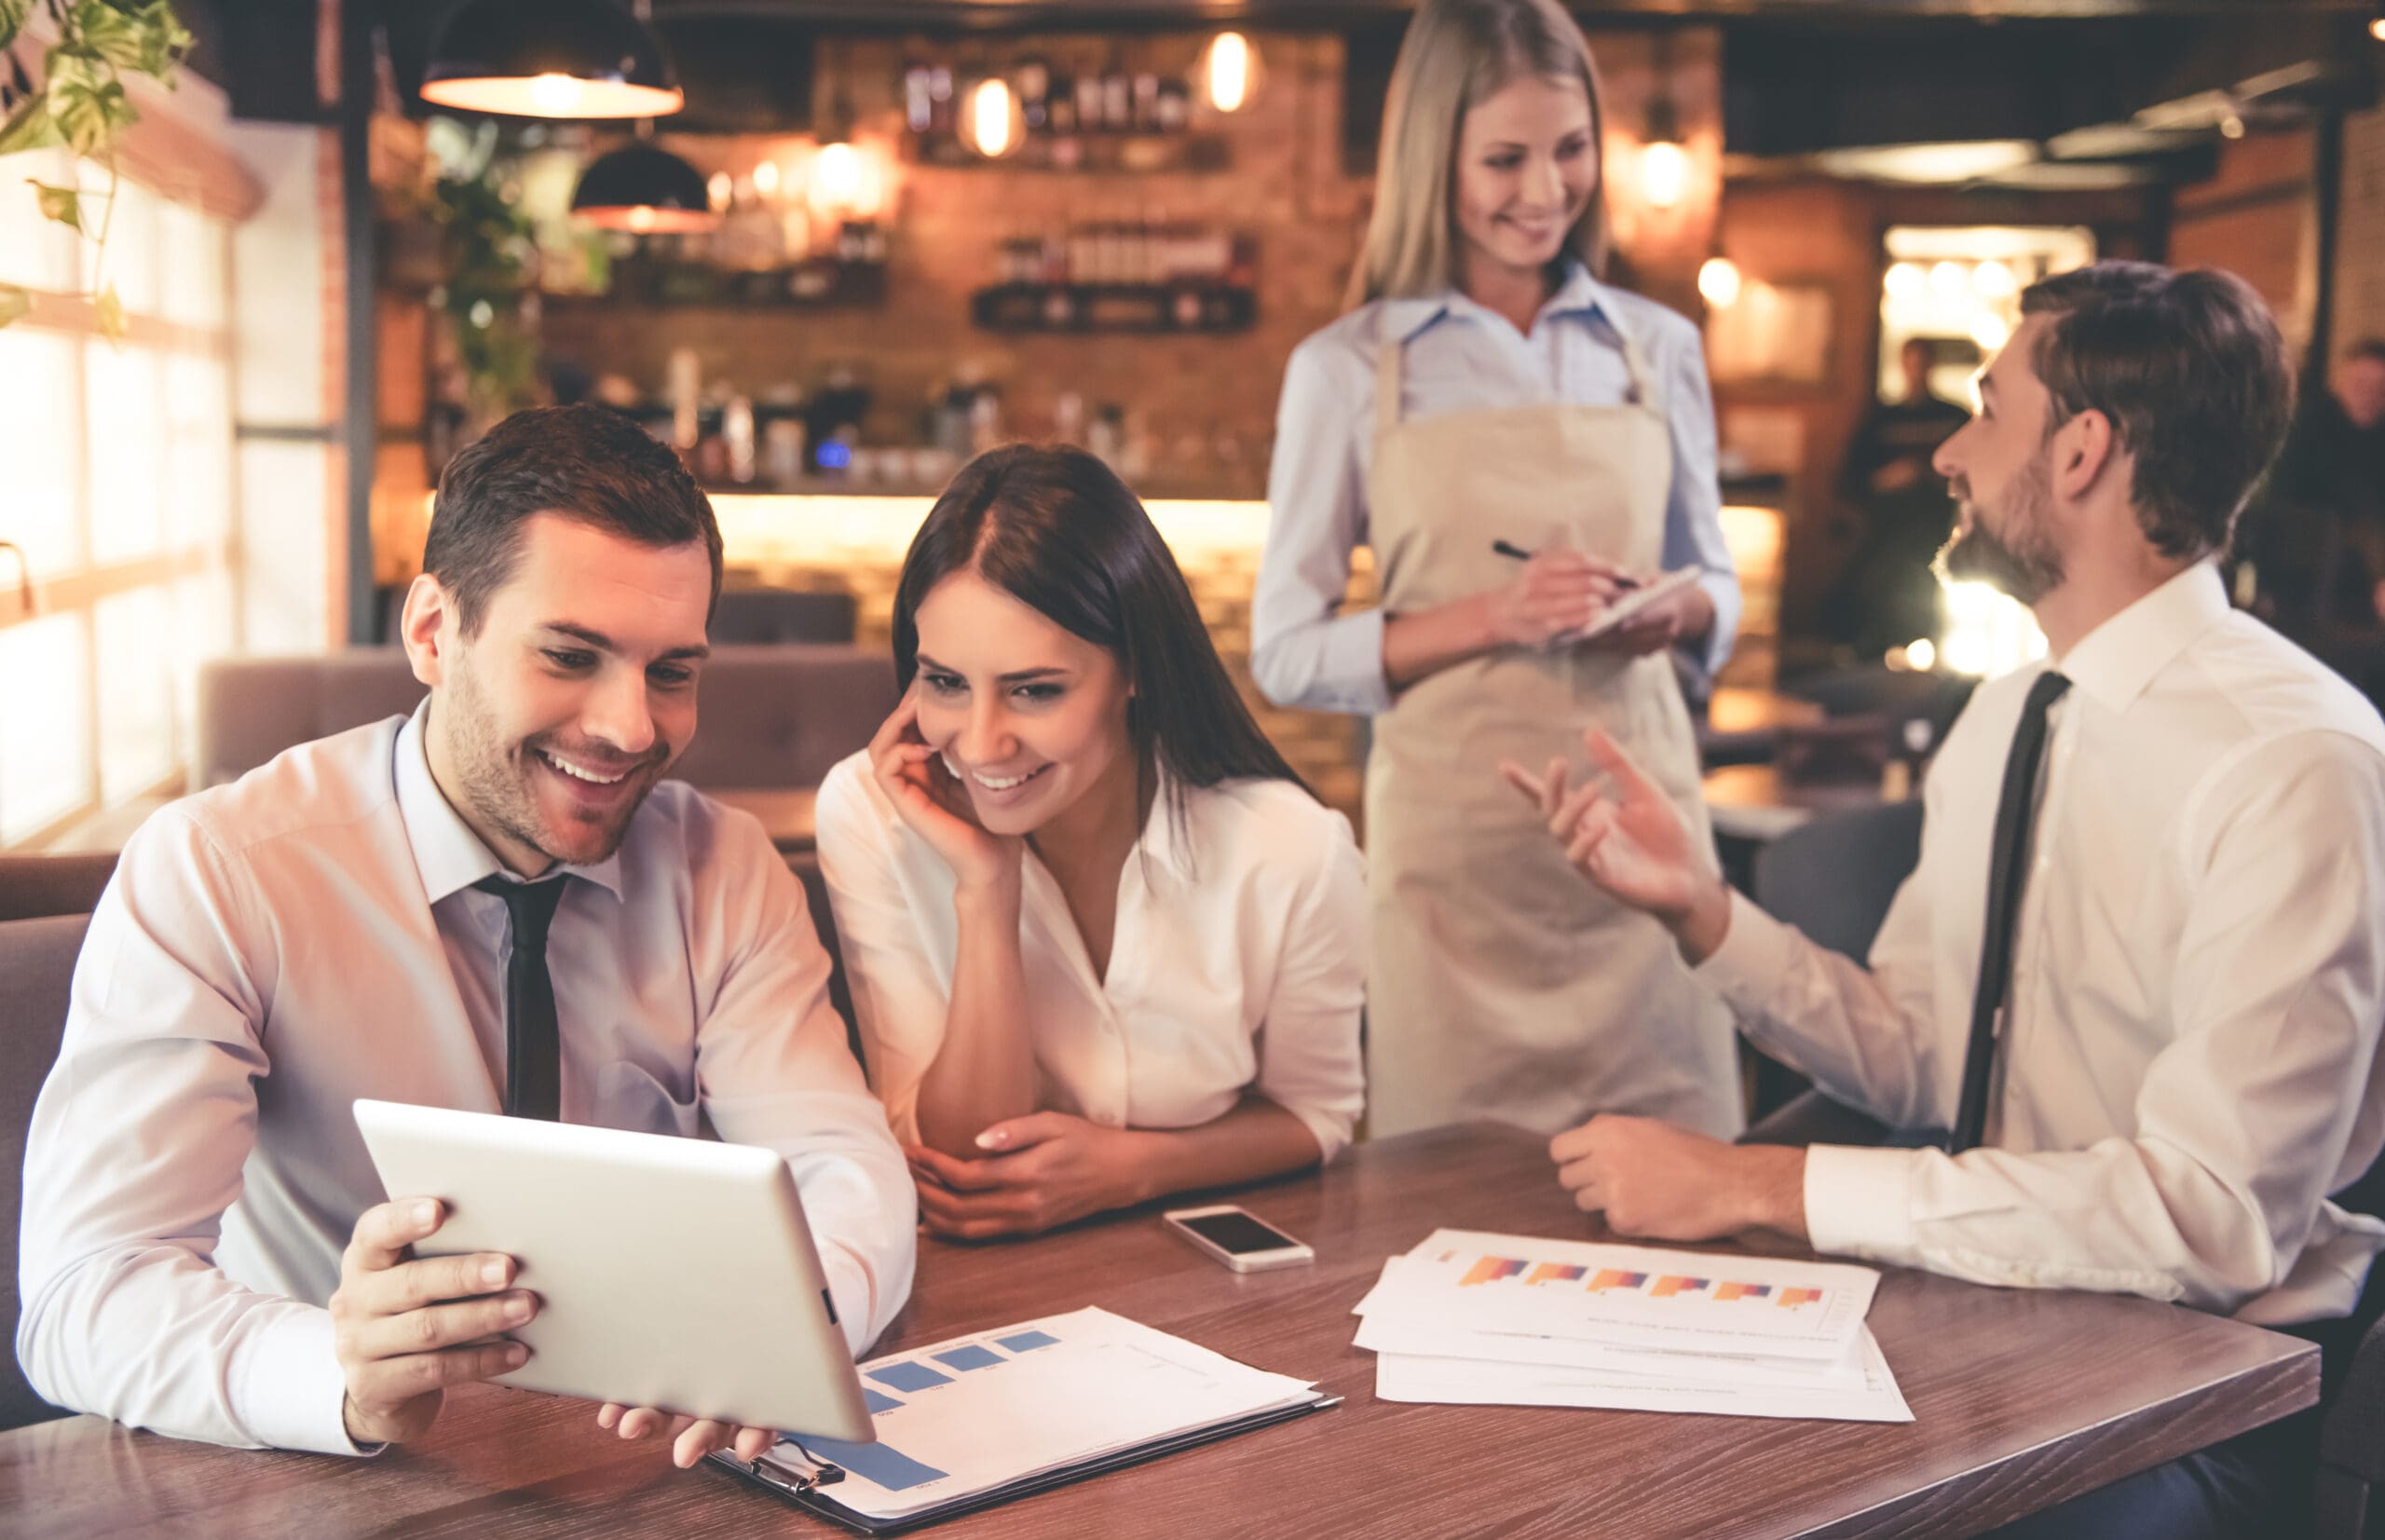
[471,875,568,1122]
[1950,670,2072,1153]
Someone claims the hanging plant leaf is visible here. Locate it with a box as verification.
[74,1,186,80]
[0,90,58,155]
[46,51,138,157]
[32,178,79,231]
[0,282,30,327]
[94,280,122,342]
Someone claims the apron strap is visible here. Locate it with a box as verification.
[1374,333,1406,440]
[1614,320,1665,416]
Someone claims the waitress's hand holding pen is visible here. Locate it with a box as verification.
[1481,542,1635,649]
[1499,728,1734,964]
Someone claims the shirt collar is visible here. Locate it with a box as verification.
[393,698,625,904]
[1136,758,1196,883]
[2053,560,2234,713]
[1381,259,1614,344]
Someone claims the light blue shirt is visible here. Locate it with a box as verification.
[1253,264,1740,715]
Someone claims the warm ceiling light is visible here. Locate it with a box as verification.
[1972,259,2016,299]
[421,0,684,119]
[1929,261,1969,297]
[1885,261,1925,301]
[752,159,781,197]
[1969,311,2011,352]
[2372,15,2385,41]
[571,143,719,232]
[1202,33,1259,114]
[1641,140,1690,211]
[1697,255,1741,308]
[963,77,1022,158]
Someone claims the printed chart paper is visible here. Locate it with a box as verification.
[762,1307,1318,1522]
[1367,1230,1880,1361]
[1350,1232,1908,1424]
[1376,1326,1913,1423]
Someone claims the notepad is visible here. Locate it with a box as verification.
[711,1306,1334,1533]
[1548,566,1705,649]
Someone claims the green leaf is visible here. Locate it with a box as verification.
[93,281,122,343]
[0,0,30,51]
[0,282,29,327]
[45,50,137,157]
[74,1,186,80]
[128,2,192,79]
[0,93,60,156]
[31,179,80,231]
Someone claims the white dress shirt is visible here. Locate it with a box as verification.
[1702,563,2385,1324]
[814,752,1368,1159]
[1253,262,1742,715]
[18,703,917,1453]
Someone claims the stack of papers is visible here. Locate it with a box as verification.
[1354,1229,1912,1423]
[749,1307,1329,1528]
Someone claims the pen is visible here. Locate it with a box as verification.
[1491,539,1641,589]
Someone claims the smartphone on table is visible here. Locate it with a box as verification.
[1161,1205,1315,1273]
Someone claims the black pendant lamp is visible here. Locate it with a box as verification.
[420,0,684,119]
[571,141,717,233]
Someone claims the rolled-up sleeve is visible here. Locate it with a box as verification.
[1252,810,1369,1162]
[688,798,917,1355]
[1253,333,1393,715]
[1653,316,1740,686]
[16,809,368,1455]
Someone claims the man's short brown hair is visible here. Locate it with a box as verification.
[2020,261,2294,562]
[424,404,723,636]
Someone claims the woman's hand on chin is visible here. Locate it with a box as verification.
[905,1113,1145,1240]
[868,688,1023,896]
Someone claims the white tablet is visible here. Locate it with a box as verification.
[353,1098,874,1442]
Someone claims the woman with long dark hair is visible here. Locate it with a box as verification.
[816,443,1366,1238]
[1251,0,1742,1141]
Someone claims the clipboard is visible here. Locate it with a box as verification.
[705,1395,1340,1534]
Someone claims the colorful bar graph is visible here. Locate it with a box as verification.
[1779,1287,1823,1309]
[1525,1262,1588,1286]
[1715,1282,1773,1302]
[1651,1275,1710,1299]
[1586,1269,1648,1292]
[863,1387,903,1415]
[933,1345,1004,1372]
[1460,1256,1530,1287]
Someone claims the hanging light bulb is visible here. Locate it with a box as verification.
[1697,255,1741,308]
[421,0,683,119]
[962,76,1024,158]
[1641,140,1689,211]
[1200,33,1261,114]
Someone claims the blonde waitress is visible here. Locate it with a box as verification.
[1252,0,1741,1138]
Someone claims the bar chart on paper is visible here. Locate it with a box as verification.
[1379,1231,1882,1359]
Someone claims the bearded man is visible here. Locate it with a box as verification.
[1501,263,2385,1538]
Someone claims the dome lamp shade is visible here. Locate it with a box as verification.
[420,0,684,119]
[571,143,719,233]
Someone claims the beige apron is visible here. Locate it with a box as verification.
[1363,328,1743,1139]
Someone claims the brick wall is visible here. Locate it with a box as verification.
[538,31,1370,502]
[2170,127,2319,368]
[2334,103,2385,360]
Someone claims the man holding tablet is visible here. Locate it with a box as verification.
[18,405,916,1466]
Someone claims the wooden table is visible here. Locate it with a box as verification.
[0,1124,2315,1538]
